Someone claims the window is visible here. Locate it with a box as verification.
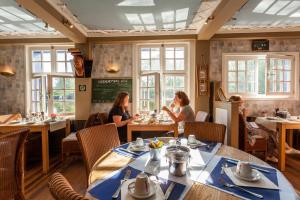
[28,46,75,116]
[136,44,189,112]
[222,53,299,99]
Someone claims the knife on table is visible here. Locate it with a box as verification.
[118,147,140,156]
[164,182,175,200]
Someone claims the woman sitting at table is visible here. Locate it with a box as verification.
[162,91,195,128]
[108,92,138,143]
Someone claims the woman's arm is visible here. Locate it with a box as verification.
[112,115,132,127]
[162,106,185,123]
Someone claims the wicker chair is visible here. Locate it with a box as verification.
[76,123,120,184]
[62,112,108,161]
[184,122,226,144]
[0,128,29,200]
[48,172,89,200]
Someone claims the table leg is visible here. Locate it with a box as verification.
[127,126,132,142]
[278,124,286,171]
[41,127,49,174]
[287,129,293,147]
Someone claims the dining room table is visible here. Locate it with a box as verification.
[255,116,300,171]
[87,137,299,200]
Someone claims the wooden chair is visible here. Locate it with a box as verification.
[184,122,226,144]
[76,123,120,184]
[195,111,209,122]
[48,172,89,200]
[62,112,108,161]
[0,128,29,200]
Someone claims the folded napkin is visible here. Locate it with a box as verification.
[224,166,279,190]
[192,141,219,153]
[113,142,149,158]
[205,157,280,200]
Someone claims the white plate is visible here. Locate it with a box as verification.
[128,180,156,199]
[129,143,149,152]
[232,167,261,182]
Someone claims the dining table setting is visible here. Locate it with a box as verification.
[86,136,299,200]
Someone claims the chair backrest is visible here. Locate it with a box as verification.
[76,123,120,181]
[0,128,29,200]
[84,112,108,128]
[184,122,226,144]
[195,111,209,122]
[48,172,88,200]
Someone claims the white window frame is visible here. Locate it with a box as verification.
[222,52,299,100]
[133,41,195,113]
[26,45,75,115]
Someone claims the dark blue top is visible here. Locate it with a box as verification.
[108,106,131,142]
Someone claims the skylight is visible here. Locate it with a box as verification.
[125,13,142,24]
[118,0,155,6]
[265,1,291,15]
[1,6,35,21]
[0,8,23,21]
[278,1,300,15]
[21,23,43,31]
[161,10,174,23]
[145,25,156,30]
[176,8,189,21]
[163,23,174,29]
[253,0,276,13]
[0,24,13,31]
[140,13,155,24]
[176,21,186,29]
[2,24,27,32]
[133,25,144,31]
[290,9,300,17]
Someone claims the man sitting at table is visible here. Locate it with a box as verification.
[162,91,195,134]
[108,92,138,143]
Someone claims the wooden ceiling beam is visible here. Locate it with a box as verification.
[16,0,86,43]
[197,0,248,40]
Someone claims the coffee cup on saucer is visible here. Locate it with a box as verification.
[188,135,197,144]
[236,161,253,178]
[128,172,155,198]
[135,137,144,147]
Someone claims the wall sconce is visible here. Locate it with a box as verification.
[105,63,120,73]
[0,65,16,76]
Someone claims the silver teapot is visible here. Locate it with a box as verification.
[165,145,190,177]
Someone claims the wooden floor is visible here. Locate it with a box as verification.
[26,156,300,200]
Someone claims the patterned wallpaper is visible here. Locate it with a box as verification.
[210,39,300,116]
[0,45,26,115]
[91,43,133,113]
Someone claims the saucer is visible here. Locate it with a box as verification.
[129,143,148,152]
[128,180,156,199]
[232,167,261,182]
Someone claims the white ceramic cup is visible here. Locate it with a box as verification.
[236,161,253,178]
[168,139,176,146]
[136,137,144,147]
[180,138,188,146]
[134,172,151,196]
[188,135,197,144]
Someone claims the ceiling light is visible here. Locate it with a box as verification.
[161,10,174,23]
[176,21,186,29]
[69,24,74,28]
[176,8,189,22]
[125,13,142,24]
[118,0,155,6]
[266,1,291,15]
[253,0,275,13]
[145,25,156,30]
[140,13,155,24]
[1,6,35,21]
[163,23,174,29]
[0,8,23,21]
[278,1,300,15]
[290,9,300,17]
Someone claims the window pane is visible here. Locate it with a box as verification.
[65,102,75,114]
[175,76,184,88]
[148,75,154,87]
[32,51,41,61]
[165,89,174,99]
[228,83,237,93]
[140,88,148,99]
[283,71,291,81]
[43,50,51,61]
[228,60,236,71]
[53,102,64,114]
[149,101,155,111]
[238,71,245,81]
[258,59,266,94]
[238,83,245,93]
[141,48,150,59]
[151,59,160,70]
[140,101,148,111]
[32,79,40,90]
[67,53,73,61]
[247,60,255,71]
[276,71,283,81]
[283,82,290,92]
[283,59,291,70]
[166,48,174,58]
[141,60,150,71]
[32,91,37,101]
[166,59,174,70]
[175,47,184,58]
[65,78,75,89]
[32,62,42,73]
[228,72,236,81]
[277,60,283,69]
[53,90,64,101]
[165,76,174,87]
[270,59,275,69]
[149,88,155,99]
[151,48,160,59]
[141,76,147,87]
[175,59,184,70]
[56,50,65,61]
[52,77,64,89]
[247,82,255,93]
[67,62,73,72]
[247,71,255,82]
[238,60,245,71]
[57,62,66,72]
[43,62,51,73]
[65,90,75,100]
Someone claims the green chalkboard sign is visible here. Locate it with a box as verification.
[92,78,132,103]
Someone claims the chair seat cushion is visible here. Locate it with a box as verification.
[62,133,80,155]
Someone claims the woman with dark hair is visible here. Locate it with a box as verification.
[162,91,195,124]
[108,92,138,142]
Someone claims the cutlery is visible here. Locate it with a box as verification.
[118,148,140,156]
[221,162,228,175]
[112,169,132,199]
[226,159,271,173]
[164,182,175,200]
[219,178,263,199]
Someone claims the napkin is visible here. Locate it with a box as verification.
[224,166,279,190]
[121,179,165,200]
[127,143,150,152]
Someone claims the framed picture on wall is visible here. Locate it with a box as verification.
[79,84,86,92]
